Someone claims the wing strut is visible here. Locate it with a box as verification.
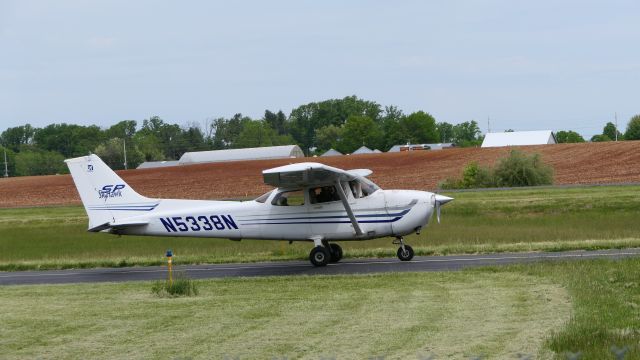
[334,180,363,236]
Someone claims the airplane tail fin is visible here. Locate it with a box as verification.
[65,154,158,231]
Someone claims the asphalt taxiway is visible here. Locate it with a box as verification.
[2,248,639,285]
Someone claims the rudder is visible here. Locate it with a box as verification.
[65,154,157,231]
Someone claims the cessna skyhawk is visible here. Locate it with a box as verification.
[65,154,453,267]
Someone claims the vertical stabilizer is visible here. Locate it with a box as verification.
[65,154,158,231]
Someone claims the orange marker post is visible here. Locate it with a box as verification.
[166,249,173,285]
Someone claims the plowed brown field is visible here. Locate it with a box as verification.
[2,141,640,208]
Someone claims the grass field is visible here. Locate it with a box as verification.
[1,185,640,270]
[3,258,640,359]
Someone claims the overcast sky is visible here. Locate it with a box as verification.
[1,0,639,137]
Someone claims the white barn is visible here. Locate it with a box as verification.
[481,131,556,148]
[179,145,304,165]
[136,160,180,169]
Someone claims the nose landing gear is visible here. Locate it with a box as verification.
[393,236,414,261]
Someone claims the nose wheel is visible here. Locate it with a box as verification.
[394,237,414,261]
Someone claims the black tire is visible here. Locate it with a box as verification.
[310,246,332,267]
[397,245,414,261]
[329,243,343,263]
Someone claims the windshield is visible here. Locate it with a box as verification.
[254,190,273,203]
[349,177,380,198]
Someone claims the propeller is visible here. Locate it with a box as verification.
[433,194,454,224]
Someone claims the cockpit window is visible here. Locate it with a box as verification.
[309,186,340,204]
[272,189,305,206]
[254,190,273,203]
[349,178,380,198]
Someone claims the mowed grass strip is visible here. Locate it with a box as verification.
[504,257,640,359]
[2,185,640,270]
[0,272,569,359]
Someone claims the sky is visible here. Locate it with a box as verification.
[1,0,639,138]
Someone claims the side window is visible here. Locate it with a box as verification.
[309,186,340,204]
[272,190,305,206]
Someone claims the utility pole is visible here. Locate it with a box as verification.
[615,112,618,141]
[123,139,128,170]
[487,117,491,133]
[3,147,8,178]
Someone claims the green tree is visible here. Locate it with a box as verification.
[34,124,105,158]
[436,122,454,143]
[233,121,293,148]
[181,123,208,152]
[624,115,640,140]
[398,111,438,144]
[337,115,383,153]
[211,114,252,150]
[314,125,343,153]
[106,120,137,140]
[264,110,287,135]
[132,132,164,161]
[94,138,145,170]
[590,134,611,142]
[14,150,67,176]
[602,122,622,141]
[1,124,36,152]
[288,96,382,154]
[452,121,482,147]
[380,105,405,150]
[139,116,207,159]
[556,130,585,143]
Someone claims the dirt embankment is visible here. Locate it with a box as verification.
[2,141,640,208]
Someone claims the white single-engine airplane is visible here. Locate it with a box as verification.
[65,154,453,266]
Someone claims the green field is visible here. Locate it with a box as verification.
[1,185,640,270]
[3,258,640,359]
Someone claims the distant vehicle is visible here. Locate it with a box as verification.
[65,155,453,267]
[400,144,431,151]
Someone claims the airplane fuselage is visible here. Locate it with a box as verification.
[114,188,435,242]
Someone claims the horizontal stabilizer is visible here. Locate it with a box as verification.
[88,220,149,232]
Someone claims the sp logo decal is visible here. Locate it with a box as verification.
[99,184,125,199]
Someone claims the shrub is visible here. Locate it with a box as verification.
[438,150,553,189]
[151,272,199,297]
[494,150,553,187]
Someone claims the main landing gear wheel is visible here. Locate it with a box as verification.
[329,243,343,263]
[397,245,414,261]
[310,246,332,267]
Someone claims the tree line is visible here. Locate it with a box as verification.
[0,96,484,176]
[555,115,640,143]
[2,95,639,177]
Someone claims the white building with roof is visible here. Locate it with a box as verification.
[481,131,556,148]
[320,148,343,157]
[352,146,374,155]
[136,160,180,169]
[178,145,304,165]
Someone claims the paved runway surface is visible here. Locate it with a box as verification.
[2,248,640,285]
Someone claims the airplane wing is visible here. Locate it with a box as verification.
[262,162,371,188]
[263,162,373,236]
